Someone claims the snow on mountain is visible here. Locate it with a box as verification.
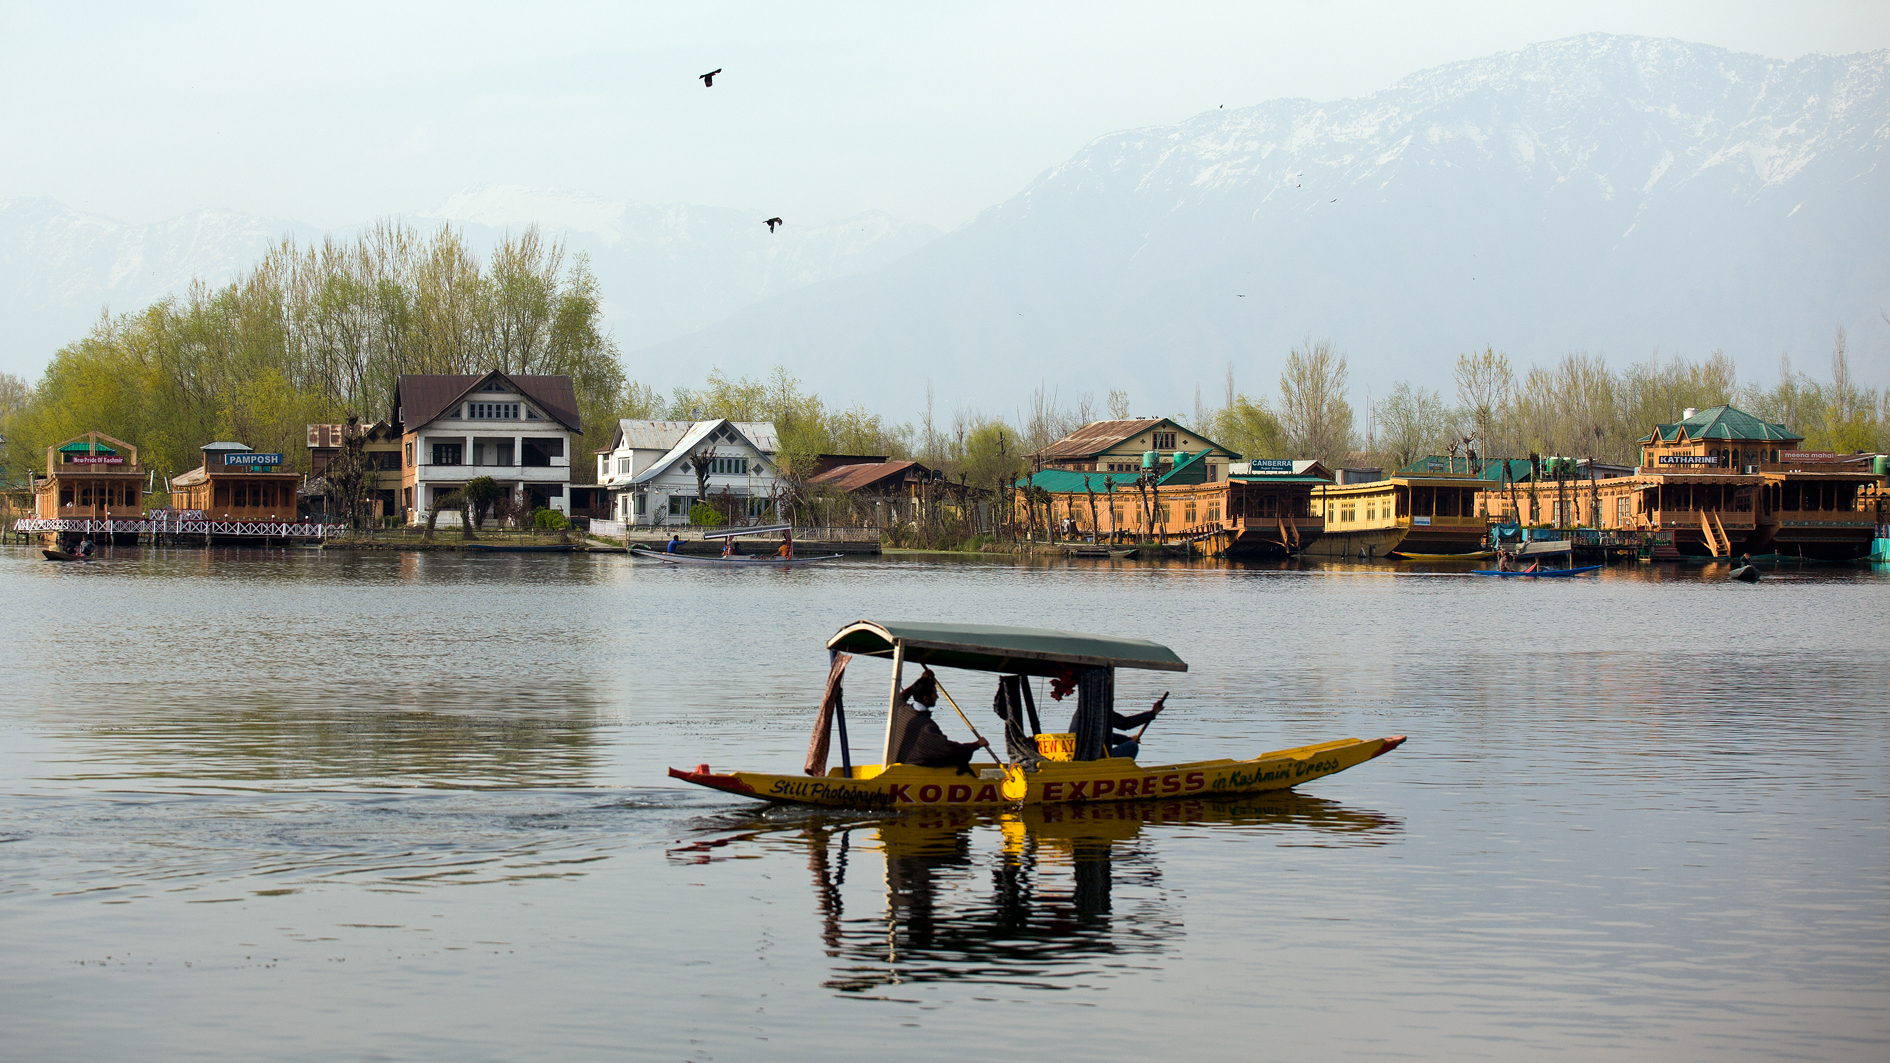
[0,198,314,378]
[635,34,1889,417]
[419,186,941,349]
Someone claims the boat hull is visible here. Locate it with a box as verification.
[667,734,1405,810]
[631,548,844,566]
[1470,565,1601,577]
[1393,549,1494,560]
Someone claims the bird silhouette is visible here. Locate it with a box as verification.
[765,217,783,232]
[699,68,722,87]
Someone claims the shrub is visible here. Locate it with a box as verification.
[689,502,725,526]
[532,507,569,531]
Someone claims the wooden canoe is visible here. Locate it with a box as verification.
[1471,565,1602,577]
[42,549,89,562]
[669,735,1406,810]
[631,547,844,566]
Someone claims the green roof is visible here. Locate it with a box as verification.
[1637,405,1802,445]
[57,441,116,453]
[1157,449,1213,485]
[1019,469,1143,493]
[1398,456,1538,482]
[827,620,1188,676]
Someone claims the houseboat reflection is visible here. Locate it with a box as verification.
[668,794,1401,992]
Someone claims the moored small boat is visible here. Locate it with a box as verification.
[668,620,1405,810]
[42,548,89,562]
[631,548,844,566]
[1471,564,1601,578]
[1729,564,1760,582]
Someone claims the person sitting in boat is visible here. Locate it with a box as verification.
[665,534,682,554]
[1496,550,1514,572]
[774,529,793,559]
[722,536,744,557]
[1106,692,1166,759]
[895,668,988,772]
[78,537,95,557]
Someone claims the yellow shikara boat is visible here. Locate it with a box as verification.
[668,620,1404,810]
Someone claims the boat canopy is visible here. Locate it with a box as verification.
[827,620,1188,676]
[700,523,792,540]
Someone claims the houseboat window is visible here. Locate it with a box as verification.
[1341,503,1356,523]
[1207,501,1220,522]
[431,443,463,466]
[1159,504,1171,524]
[468,402,520,420]
[1183,501,1197,524]
[1617,497,1628,525]
[1111,506,1123,525]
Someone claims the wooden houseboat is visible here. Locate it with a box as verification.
[169,441,303,522]
[1484,406,1879,559]
[1020,419,1327,557]
[1307,461,1489,558]
[32,432,147,544]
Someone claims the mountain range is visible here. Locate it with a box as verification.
[4,33,1885,418]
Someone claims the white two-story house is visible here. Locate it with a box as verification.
[393,372,581,523]
[597,419,784,526]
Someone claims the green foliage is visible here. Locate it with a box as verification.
[688,501,725,526]
[532,507,569,531]
[1372,382,1455,471]
[462,476,504,528]
[1205,395,1287,462]
[8,222,636,482]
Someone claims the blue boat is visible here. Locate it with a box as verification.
[1472,565,1602,578]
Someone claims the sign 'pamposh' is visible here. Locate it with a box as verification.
[1658,455,1719,466]
[224,453,284,467]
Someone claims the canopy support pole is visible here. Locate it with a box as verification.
[881,639,904,766]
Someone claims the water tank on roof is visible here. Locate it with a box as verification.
[1142,451,1157,469]
[1683,407,1699,419]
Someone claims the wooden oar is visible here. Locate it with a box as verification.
[931,678,1007,766]
[1134,692,1170,742]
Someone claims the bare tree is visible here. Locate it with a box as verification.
[1278,337,1355,467]
[1455,346,1514,457]
[1106,389,1131,420]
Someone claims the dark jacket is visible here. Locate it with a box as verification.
[897,709,981,771]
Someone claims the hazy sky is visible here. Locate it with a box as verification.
[4,1,1888,230]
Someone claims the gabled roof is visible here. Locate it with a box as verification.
[808,460,928,492]
[393,372,581,434]
[1158,449,1213,485]
[610,419,779,454]
[1033,418,1242,462]
[616,419,774,487]
[1636,405,1802,446]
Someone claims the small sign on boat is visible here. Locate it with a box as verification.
[1413,516,1431,525]
[69,455,125,465]
[1247,459,1294,473]
[1658,455,1719,466]
[1779,450,1836,462]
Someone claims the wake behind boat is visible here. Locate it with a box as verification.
[668,620,1405,810]
[1471,565,1601,577]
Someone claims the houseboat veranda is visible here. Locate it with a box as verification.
[668,621,1405,810]
[1307,467,1490,559]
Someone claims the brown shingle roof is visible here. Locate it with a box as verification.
[808,460,927,493]
[1033,418,1166,460]
[393,372,581,434]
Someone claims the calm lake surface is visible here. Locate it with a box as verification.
[1,545,1884,1061]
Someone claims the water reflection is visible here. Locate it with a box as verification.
[670,794,1401,993]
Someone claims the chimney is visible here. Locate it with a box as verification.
[1682,408,1698,419]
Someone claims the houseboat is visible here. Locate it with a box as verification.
[169,441,303,522]
[31,432,148,545]
[1307,460,1489,558]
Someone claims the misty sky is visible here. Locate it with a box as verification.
[4,1,1888,231]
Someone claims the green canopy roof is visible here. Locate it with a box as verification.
[1019,469,1143,493]
[58,441,116,453]
[827,620,1188,676]
[1637,405,1802,445]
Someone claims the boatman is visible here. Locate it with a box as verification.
[722,535,744,557]
[1106,692,1166,759]
[774,528,793,559]
[895,668,988,772]
[665,534,682,554]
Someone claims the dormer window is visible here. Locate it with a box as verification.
[468,402,519,420]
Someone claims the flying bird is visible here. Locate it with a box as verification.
[699,68,722,87]
[765,217,783,232]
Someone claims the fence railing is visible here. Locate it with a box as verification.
[13,517,346,538]
[577,521,882,543]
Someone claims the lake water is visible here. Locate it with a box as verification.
[1,545,1884,1061]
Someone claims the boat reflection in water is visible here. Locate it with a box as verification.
[669,793,1401,992]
